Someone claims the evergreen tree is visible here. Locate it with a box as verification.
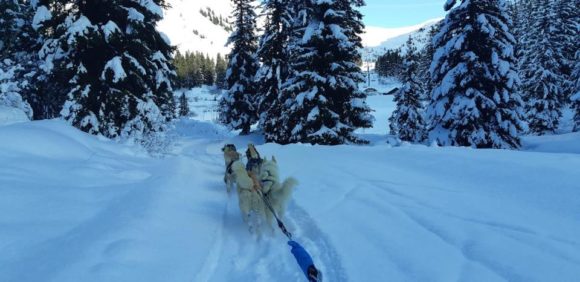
[0,0,40,119]
[178,92,189,117]
[418,24,440,101]
[389,37,426,142]
[428,0,526,149]
[375,49,404,79]
[201,54,215,86]
[36,0,176,141]
[219,0,259,135]
[215,53,227,89]
[338,0,373,131]
[521,0,564,134]
[191,52,204,87]
[173,50,186,88]
[511,0,532,80]
[279,0,372,145]
[256,0,294,142]
[553,0,579,100]
[0,60,33,118]
[572,50,580,132]
[0,0,21,57]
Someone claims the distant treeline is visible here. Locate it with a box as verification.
[173,51,227,89]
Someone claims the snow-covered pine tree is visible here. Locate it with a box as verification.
[201,54,215,86]
[0,0,39,119]
[133,0,177,123]
[389,37,427,143]
[553,0,579,100]
[215,53,227,89]
[521,0,564,134]
[0,60,33,118]
[572,51,580,132]
[0,0,20,57]
[427,0,526,149]
[254,0,306,143]
[178,92,189,117]
[337,0,374,132]
[35,0,175,142]
[219,0,259,135]
[256,0,294,142]
[279,0,372,145]
[32,0,72,119]
[418,24,440,101]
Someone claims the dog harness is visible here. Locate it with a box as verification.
[226,160,234,174]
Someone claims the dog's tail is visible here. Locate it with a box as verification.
[270,177,298,208]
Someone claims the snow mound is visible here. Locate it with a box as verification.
[0,119,138,159]
[522,131,580,154]
[0,106,29,127]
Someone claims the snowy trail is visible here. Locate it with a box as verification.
[2,118,579,282]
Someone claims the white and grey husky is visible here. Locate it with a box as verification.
[230,156,298,236]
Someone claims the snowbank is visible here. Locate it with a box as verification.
[0,106,29,126]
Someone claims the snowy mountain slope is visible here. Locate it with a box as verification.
[362,18,441,49]
[1,95,580,281]
[158,0,233,57]
[158,1,439,60]
[362,18,441,59]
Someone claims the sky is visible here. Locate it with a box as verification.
[361,0,446,28]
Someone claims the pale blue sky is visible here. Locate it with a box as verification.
[361,0,446,28]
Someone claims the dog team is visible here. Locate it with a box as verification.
[222,143,298,237]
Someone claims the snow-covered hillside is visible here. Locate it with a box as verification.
[2,93,580,281]
[158,0,233,57]
[362,18,441,60]
[158,1,439,60]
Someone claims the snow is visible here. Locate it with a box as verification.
[1,87,580,281]
[32,5,52,30]
[66,15,96,45]
[362,18,442,59]
[140,0,163,17]
[0,106,29,126]
[158,0,438,60]
[102,21,121,42]
[101,57,127,83]
[157,0,233,58]
[126,8,145,22]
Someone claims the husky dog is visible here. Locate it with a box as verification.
[221,144,240,194]
[245,143,262,176]
[231,156,298,236]
[230,160,267,235]
[259,156,298,227]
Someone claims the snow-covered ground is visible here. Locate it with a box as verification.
[1,92,580,281]
[176,86,221,123]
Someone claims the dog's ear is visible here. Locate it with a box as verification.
[272,156,277,163]
[221,146,225,152]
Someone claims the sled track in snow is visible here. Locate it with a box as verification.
[287,202,349,282]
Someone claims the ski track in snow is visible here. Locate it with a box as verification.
[365,180,580,282]
[286,203,349,282]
